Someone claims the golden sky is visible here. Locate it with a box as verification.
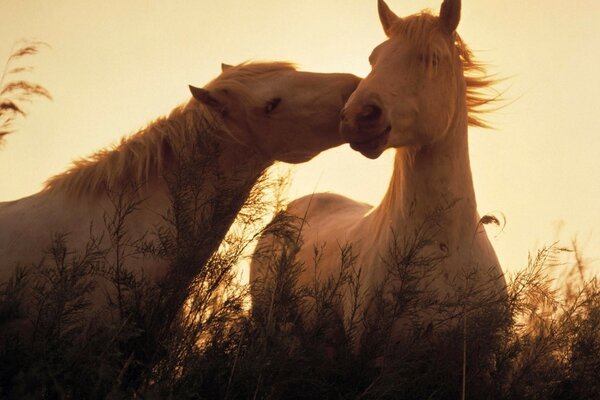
[2,0,600,272]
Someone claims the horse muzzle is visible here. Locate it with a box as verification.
[340,103,391,159]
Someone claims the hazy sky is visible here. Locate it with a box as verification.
[1,0,599,273]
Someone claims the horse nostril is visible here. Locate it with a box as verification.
[340,107,347,121]
[358,104,382,124]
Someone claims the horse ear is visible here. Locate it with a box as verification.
[439,0,461,34]
[378,0,400,37]
[189,85,222,109]
[221,63,233,72]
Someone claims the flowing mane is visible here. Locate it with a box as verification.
[43,62,299,199]
[218,61,297,82]
[43,104,213,198]
[204,61,298,113]
[386,10,499,128]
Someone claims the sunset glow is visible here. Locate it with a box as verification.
[2,0,600,273]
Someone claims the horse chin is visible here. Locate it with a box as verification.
[348,126,390,159]
[277,151,316,164]
[353,145,385,160]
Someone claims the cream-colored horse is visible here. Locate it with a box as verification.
[0,62,359,318]
[252,0,506,342]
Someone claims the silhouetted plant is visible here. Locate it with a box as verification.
[1,181,599,399]
[0,40,51,145]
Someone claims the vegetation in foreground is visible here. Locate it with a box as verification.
[0,167,598,399]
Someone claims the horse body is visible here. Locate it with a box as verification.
[252,0,506,339]
[0,133,256,285]
[0,62,359,319]
[287,123,502,311]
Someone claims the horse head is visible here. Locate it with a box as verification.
[340,0,464,159]
[190,62,360,163]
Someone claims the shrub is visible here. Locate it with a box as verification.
[1,181,598,398]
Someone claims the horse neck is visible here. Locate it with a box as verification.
[160,109,271,230]
[132,110,271,295]
[170,129,267,195]
[160,107,267,185]
[370,106,477,241]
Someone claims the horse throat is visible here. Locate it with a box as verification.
[369,111,477,253]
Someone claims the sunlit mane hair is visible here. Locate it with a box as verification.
[218,61,296,81]
[205,61,297,114]
[387,11,500,128]
[43,61,297,198]
[43,104,213,198]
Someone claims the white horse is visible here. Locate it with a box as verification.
[252,0,506,342]
[0,62,359,319]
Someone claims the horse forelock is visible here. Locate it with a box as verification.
[386,10,500,128]
[217,61,297,82]
[43,104,217,198]
[206,61,298,111]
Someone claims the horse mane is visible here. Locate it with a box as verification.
[43,61,296,199]
[203,61,298,131]
[43,104,213,198]
[217,61,297,82]
[205,61,297,106]
[387,11,500,128]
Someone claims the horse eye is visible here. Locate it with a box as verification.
[265,97,281,113]
[419,53,439,68]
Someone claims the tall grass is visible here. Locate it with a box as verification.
[0,40,51,145]
[2,171,598,399]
